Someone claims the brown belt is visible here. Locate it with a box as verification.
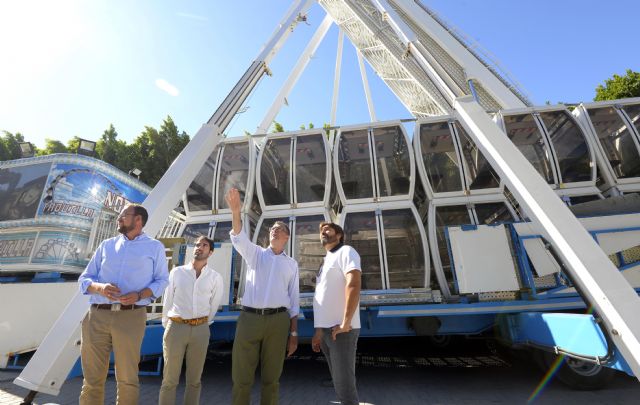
[92,304,145,311]
[169,316,209,326]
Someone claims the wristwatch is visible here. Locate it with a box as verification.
[290,331,298,337]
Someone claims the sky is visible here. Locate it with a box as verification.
[0,0,638,150]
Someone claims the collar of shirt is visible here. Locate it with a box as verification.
[119,232,150,242]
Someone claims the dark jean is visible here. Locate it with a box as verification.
[320,328,360,405]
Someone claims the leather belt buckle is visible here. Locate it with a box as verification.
[111,303,121,312]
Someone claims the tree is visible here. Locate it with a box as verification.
[595,69,640,101]
[272,122,285,133]
[96,124,119,165]
[37,138,68,156]
[67,136,81,154]
[1,131,26,160]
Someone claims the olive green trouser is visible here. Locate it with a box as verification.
[159,321,210,405]
[231,311,290,405]
[79,306,146,405]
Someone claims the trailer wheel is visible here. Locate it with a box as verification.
[534,350,615,390]
[428,335,452,349]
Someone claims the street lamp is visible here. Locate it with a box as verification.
[76,138,96,157]
[18,142,34,158]
[128,168,142,179]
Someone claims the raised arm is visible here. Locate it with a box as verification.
[225,188,259,266]
[226,188,243,235]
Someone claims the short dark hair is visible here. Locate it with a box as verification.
[196,235,215,251]
[130,204,149,226]
[271,220,290,236]
[319,221,344,244]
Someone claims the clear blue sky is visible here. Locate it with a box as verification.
[1,0,637,149]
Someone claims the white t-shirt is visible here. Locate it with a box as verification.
[313,244,361,329]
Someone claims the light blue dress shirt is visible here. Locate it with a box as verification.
[79,233,169,305]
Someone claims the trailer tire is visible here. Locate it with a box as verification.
[428,335,452,349]
[534,350,615,390]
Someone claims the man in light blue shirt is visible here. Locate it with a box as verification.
[78,203,169,405]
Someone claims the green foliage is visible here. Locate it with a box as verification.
[36,138,68,156]
[272,121,285,133]
[66,136,81,153]
[1,131,26,160]
[595,69,640,101]
[0,116,190,187]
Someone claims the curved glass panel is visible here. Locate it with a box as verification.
[539,111,592,183]
[295,135,327,204]
[474,202,514,225]
[0,162,50,221]
[213,221,243,305]
[382,209,425,288]
[337,129,374,200]
[256,216,288,250]
[186,150,216,212]
[260,138,291,206]
[343,211,382,290]
[434,205,471,293]
[419,122,463,193]
[587,107,640,178]
[216,142,251,210]
[503,114,554,184]
[293,214,326,293]
[182,223,210,244]
[455,122,500,190]
[372,126,411,196]
[625,104,640,138]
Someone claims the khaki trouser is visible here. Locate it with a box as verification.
[231,311,290,405]
[79,306,147,405]
[158,321,210,405]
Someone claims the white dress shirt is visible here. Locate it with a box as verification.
[162,262,224,328]
[230,229,300,318]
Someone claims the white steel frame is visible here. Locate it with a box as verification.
[574,98,640,194]
[333,120,415,205]
[413,115,504,200]
[455,95,640,377]
[339,200,430,291]
[256,129,333,211]
[427,195,518,298]
[252,207,333,255]
[213,137,259,215]
[496,105,599,194]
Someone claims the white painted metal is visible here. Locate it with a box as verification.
[574,98,640,195]
[256,129,332,211]
[320,0,451,117]
[0,283,78,370]
[597,231,640,256]
[16,1,315,394]
[330,29,344,127]
[356,49,377,122]
[454,95,640,377]
[522,238,561,277]
[333,120,415,205]
[449,225,520,293]
[256,14,334,134]
[339,200,430,290]
[391,0,527,110]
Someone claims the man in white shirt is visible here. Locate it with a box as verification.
[225,188,299,405]
[312,222,362,405]
[159,235,224,405]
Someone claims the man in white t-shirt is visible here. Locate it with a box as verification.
[312,222,362,405]
[159,235,224,405]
